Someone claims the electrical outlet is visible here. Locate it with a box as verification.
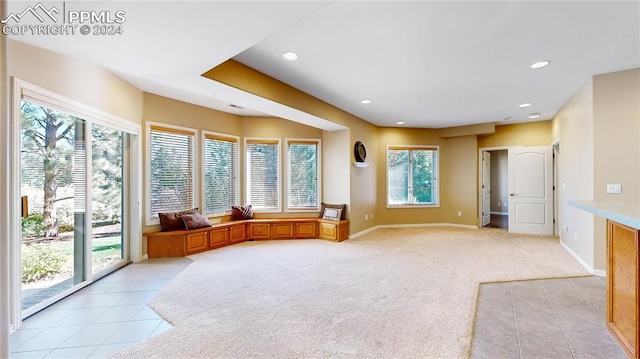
[606,184,622,194]
[370,213,373,220]
[497,203,501,208]
[563,225,568,232]
[574,232,578,241]
[457,211,462,217]
[365,214,368,220]
[503,202,507,208]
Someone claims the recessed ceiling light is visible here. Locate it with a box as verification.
[529,113,540,119]
[361,99,371,104]
[396,121,405,125]
[519,103,531,108]
[530,61,550,69]
[283,52,298,61]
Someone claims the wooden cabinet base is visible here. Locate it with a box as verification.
[145,219,350,258]
[607,219,639,359]
[318,219,349,242]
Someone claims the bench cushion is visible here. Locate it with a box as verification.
[182,213,212,230]
[158,208,199,231]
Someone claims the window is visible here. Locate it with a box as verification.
[203,133,238,214]
[387,146,438,206]
[246,139,280,212]
[147,124,196,221]
[287,140,320,210]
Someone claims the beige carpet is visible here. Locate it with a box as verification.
[112,227,589,359]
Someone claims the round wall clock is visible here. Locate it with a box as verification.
[354,141,367,162]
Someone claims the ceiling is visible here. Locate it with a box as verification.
[6,1,640,130]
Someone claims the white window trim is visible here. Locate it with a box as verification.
[11,78,142,328]
[386,144,440,208]
[285,138,322,212]
[244,137,282,213]
[201,131,240,217]
[145,121,199,225]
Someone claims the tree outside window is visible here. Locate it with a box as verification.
[387,146,438,206]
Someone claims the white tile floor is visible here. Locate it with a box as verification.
[10,258,192,359]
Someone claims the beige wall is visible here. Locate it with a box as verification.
[592,68,640,270]
[322,129,351,214]
[478,121,552,148]
[553,79,596,270]
[375,128,477,226]
[553,68,640,273]
[8,40,143,123]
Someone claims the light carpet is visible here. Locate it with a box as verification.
[112,227,589,359]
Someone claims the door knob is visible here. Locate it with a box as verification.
[510,193,516,197]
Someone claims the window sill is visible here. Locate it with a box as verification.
[386,204,440,209]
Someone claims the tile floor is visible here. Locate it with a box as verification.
[471,276,627,359]
[10,257,192,359]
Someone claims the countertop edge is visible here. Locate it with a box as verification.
[568,200,640,230]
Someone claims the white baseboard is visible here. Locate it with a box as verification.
[349,223,478,239]
[560,240,605,276]
[136,254,148,262]
[490,211,508,215]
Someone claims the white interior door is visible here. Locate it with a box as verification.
[482,151,491,226]
[508,146,553,235]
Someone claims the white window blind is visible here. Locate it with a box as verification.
[287,140,319,209]
[149,125,195,216]
[387,146,438,206]
[246,139,280,211]
[204,134,238,213]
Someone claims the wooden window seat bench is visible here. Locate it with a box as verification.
[144,218,350,258]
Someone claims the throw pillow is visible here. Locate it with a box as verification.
[319,203,346,220]
[158,208,199,231]
[231,205,253,220]
[182,213,212,230]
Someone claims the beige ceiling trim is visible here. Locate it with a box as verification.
[202,60,374,132]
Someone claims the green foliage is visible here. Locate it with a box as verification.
[58,222,74,233]
[21,243,67,283]
[22,213,46,237]
[288,143,317,207]
[387,149,436,205]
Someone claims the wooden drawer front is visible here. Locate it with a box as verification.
[249,223,271,239]
[147,234,186,258]
[209,228,229,249]
[273,223,294,239]
[229,224,246,243]
[186,232,208,254]
[295,222,317,239]
[319,222,337,240]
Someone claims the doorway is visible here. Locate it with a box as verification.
[479,146,555,235]
[480,149,508,229]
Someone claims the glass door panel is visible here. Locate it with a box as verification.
[20,100,88,312]
[91,124,125,273]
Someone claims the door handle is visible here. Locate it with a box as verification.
[510,193,516,197]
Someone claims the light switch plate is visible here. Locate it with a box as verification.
[606,184,622,194]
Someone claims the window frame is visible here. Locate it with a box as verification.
[386,145,440,208]
[285,138,321,212]
[244,137,282,213]
[145,121,198,225]
[201,131,240,216]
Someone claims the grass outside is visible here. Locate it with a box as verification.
[21,233,123,289]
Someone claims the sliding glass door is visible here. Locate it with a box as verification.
[20,100,129,316]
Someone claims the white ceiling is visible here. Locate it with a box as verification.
[6,1,640,130]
